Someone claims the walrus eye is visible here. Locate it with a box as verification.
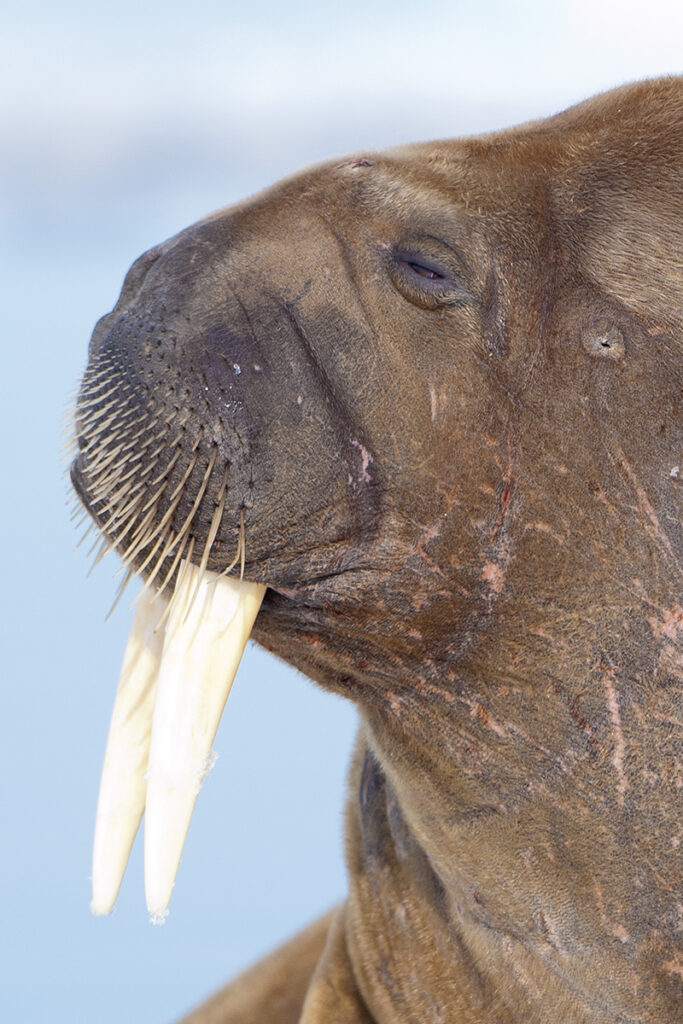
[405,260,445,281]
[388,248,470,311]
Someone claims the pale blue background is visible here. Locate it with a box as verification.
[1,2,680,1020]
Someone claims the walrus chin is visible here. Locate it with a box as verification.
[70,75,682,1022]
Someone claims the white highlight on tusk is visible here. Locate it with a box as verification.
[91,590,168,915]
[144,562,266,921]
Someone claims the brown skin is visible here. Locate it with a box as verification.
[180,910,337,1024]
[73,78,682,1023]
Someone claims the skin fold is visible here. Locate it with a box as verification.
[72,77,682,1023]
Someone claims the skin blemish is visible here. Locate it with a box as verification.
[602,665,629,806]
[663,956,683,979]
[302,632,323,649]
[524,521,566,545]
[351,439,373,483]
[482,562,506,594]
[539,911,563,951]
[613,445,676,559]
[338,158,374,169]
[648,604,683,642]
[429,385,438,423]
[470,700,508,738]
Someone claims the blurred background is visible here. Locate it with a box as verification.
[1,1,680,1020]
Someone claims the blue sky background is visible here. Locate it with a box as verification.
[1,2,680,1020]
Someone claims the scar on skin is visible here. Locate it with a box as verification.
[658,643,683,679]
[429,385,438,422]
[602,666,629,805]
[302,632,323,648]
[663,956,683,979]
[614,446,675,559]
[611,923,630,944]
[524,521,566,545]
[351,439,373,483]
[482,561,506,594]
[428,385,447,423]
[470,700,508,738]
[338,158,373,169]
[648,604,683,642]
[593,882,606,925]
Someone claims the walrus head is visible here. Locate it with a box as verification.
[71,78,681,1016]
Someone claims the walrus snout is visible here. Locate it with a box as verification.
[71,203,388,601]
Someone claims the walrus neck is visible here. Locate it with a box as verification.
[347,560,680,1022]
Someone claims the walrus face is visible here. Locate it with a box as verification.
[71,149,522,915]
[72,154,517,680]
[70,83,682,1009]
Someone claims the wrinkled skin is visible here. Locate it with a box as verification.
[72,78,682,1023]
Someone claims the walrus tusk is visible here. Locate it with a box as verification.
[91,560,265,921]
[91,590,168,916]
[144,563,266,921]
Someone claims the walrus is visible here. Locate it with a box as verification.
[70,76,682,1023]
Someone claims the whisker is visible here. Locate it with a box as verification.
[101,468,160,521]
[117,498,164,566]
[70,504,88,525]
[182,458,226,620]
[139,451,196,517]
[135,527,180,600]
[99,492,147,543]
[78,379,121,406]
[136,521,173,570]
[98,452,159,504]
[105,564,136,621]
[155,530,189,603]
[75,521,96,549]
[217,530,242,580]
[147,447,182,488]
[78,397,129,434]
[87,535,113,575]
[156,535,195,632]
[155,448,216,573]
[239,509,246,580]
